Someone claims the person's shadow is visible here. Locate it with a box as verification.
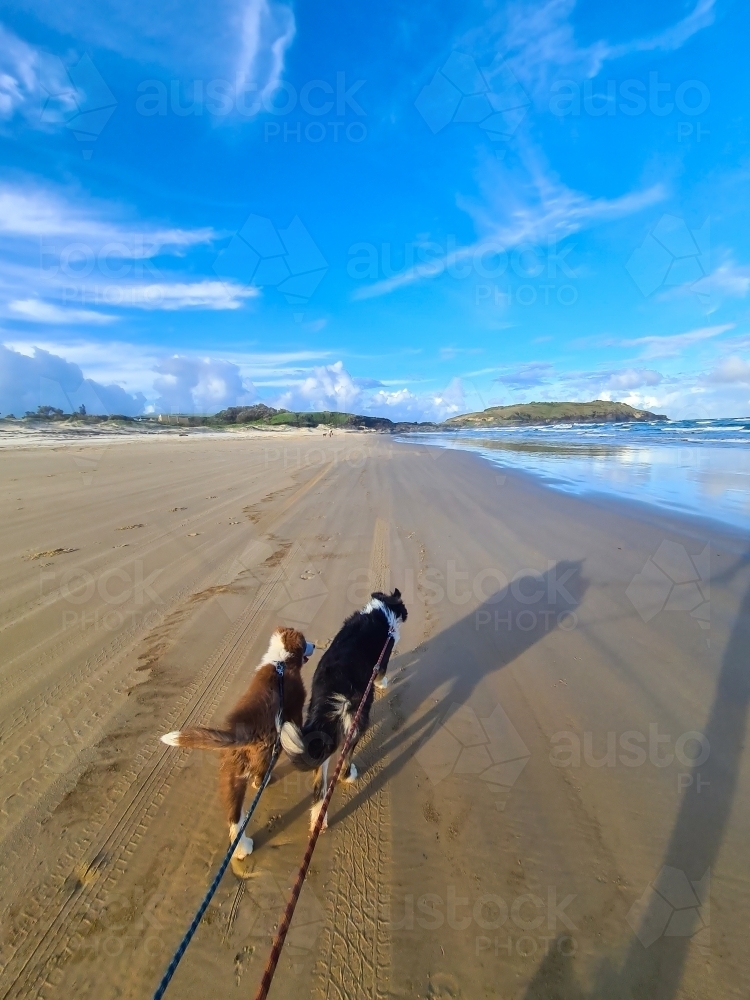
[522,549,750,1000]
[256,560,586,845]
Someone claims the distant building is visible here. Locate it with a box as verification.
[156,414,201,426]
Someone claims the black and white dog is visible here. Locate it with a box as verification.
[281,589,407,830]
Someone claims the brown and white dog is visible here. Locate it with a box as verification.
[161,627,313,859]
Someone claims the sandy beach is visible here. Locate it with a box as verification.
[0,430,748,1000]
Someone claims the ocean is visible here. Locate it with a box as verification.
[400,419,750,532]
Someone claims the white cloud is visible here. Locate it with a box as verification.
[368,378,465,422]
[236,0,296,98]
[11,1,295,106]
[496,0,715,99]
[273,360,465,422]
[9,299,116,324]
[703,355,750,385]
[108,281,259,310]
[693,260,750,300]
[0,23,77,124]
[356,1,709,304]
[153,355,257,413]
[0,181,217,250]
[352,151,665,300]
[275,360,361,412]
[0,343,145,415]
[623,324,734,359]
[2,338,332,401]
[604,368,663,391]
[493,362,554,389]
[0,182,254,316]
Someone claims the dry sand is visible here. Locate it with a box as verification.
[0,430,748,1000]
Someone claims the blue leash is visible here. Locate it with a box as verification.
[152,663,285,1000]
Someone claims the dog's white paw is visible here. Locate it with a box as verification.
[310,802,328,833]
[345,763,358,783]
[375,675,389,689]
[161,731,181,745]
[234,835,254,859]
[230,820,254,859]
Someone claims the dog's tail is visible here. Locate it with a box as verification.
[161,727,253,751]
[281,713,340,771]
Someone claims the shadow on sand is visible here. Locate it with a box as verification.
[522,550,750,1000]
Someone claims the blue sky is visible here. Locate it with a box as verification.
[0,0,749,420]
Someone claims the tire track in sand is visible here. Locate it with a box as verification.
[314,516,392,1000]
[0,461,334,1000]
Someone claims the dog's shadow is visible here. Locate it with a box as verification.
[261,561,586,842]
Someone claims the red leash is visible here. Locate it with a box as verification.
[253,632,395,1000]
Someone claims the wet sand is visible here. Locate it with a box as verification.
[0,431,748,1000]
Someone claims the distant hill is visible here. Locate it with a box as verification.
[444,400,666,427]
[212,405,423,431]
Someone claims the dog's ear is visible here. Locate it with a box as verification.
[392,588,401,599]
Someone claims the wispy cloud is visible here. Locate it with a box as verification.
[0,181,249,319]
[8,299,116,324]
[0,181,217,251]
[622,324,734,359]
[495,0,716,98]
[112,281,260,310]
[352,151,665,300]
[493,361,554,388]
[9,1,296,107]
[693,260,750,299]
[0,23,77,125]
[236,0,296,98]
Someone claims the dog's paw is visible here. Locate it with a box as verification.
[345,762,358,783]
[233,835,254,860]
[161,731,182,745]
[310,802,329,833]
[375,675,389,689]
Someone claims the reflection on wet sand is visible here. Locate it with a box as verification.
[405,420,750,531]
